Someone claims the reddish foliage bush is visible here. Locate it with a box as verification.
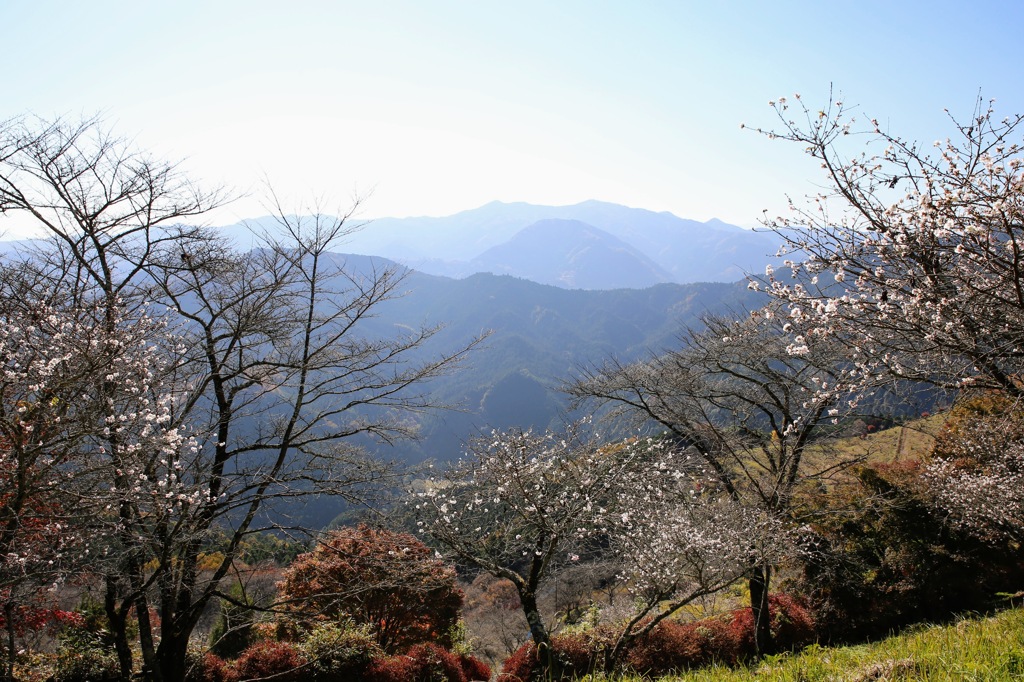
[552,634,599,677]
[233,640,305,682]
[0,605,85,636]
[498,641,535,682]
[185,653,238,682]
[365,643,469,682]
[365,655,419,682]
[458,653,492,681]
[624,617,739,677]
[501,594,814,679]
[279,525,462,653]
[405,643,468,682]
[499,635,601,682]
[728,593,816,654]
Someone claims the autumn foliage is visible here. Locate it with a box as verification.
[277,525,463,653]
[499,594,814,680]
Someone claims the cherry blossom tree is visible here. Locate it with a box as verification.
[598,452,789,672]
[415,422,619,671]
[0,300,95,682]
[750,93,1024,397]
[0,280,194,680]
[924,394,1024,543]
[416,424,780,676]
[567,307,856,654]
[745,92,1024,564]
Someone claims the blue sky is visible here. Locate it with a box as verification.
[5,1,1023,230]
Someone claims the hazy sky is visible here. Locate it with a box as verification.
[5,1,1023,229]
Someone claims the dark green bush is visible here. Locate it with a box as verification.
[299,621,383,681]
[799,460,1024,642]
[53,629,120,682]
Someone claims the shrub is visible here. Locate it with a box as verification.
[499,634,601,682]
[457,653,491,681]
[799,460,1024,642]
[299,621,383,681]
[278,525,463,653]
[623,617,740,677]
[728,593,816,654]
[184,649,238,682]
[233,640,305,682]
[365,643,471,682]
[404,643,467,682]
[497,641,535,682]
[53,629,120,682]
[364,654,419,682]
[500,594,811,679]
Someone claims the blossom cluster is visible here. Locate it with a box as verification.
[755,94,1024,397]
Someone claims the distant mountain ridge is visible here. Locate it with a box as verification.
[340,258,766,465]
[468,219,674,289]
[224,201,782,290]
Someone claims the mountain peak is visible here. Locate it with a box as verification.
[469,218,674,290]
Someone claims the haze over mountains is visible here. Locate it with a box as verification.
[336,256,764,472]
[231,200,784,290]
[0,200,778,526]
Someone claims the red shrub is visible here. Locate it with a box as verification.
[234,640,305,682]
[498,641,535,682]
[365,643,468,682]
[185,653,238,682]
[365,655,420,682]
[279,525,462,653]
[692,616,743,664]
[407,643,468,682]
[498,635,600,682]
[624,618,741,676]
[500,598,814,680]
[0,605,86,637]
[728,593,816,655]
[458,653,492,681]
[555,633,600,676]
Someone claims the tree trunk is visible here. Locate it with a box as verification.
[3,602,16,682]
[749,563,773,657]
[135,592,161,682]
[519,590,563,682]
[104,579,134,682]
[156,629,190,682]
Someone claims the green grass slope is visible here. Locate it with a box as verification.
[574,605,1024,681]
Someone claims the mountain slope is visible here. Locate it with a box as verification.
[467,219,674,289]
[332,258,766,463]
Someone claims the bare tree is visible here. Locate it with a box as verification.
[0,114,482,682]
[136,206,481,682]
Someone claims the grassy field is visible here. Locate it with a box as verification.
[837,413,945,464]
[568,606,1024,681]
